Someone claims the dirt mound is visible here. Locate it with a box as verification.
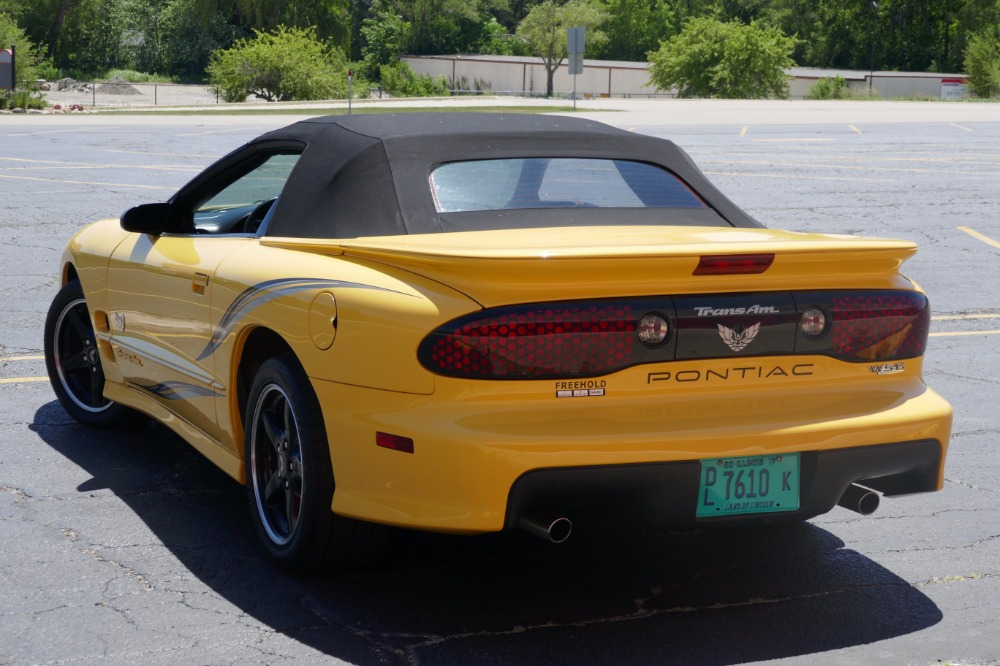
[95,76,142,96]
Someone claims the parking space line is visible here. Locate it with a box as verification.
[0,157,199,172]
[849,125,862,134]
[3,128,122,137]
[700,159,997,177]
[930,330,1000,337]
[0,355,44,362]
[0,173,172,190]
[950,123,973,132]
[933,314,1000,321]
[750,138,834,143]
[0,377,48,384]
[704,170,894,183]
[739,126,748,136]
[958,226,1000,251]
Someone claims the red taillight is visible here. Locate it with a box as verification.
[829,292,929,361]
[694,254,774,275]
[422,304,636,379]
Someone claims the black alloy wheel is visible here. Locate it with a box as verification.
[244,353,385,572]
[44,281,138,427]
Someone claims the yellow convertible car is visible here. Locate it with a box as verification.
[45,114,952,571]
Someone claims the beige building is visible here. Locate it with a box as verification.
[403,54,970,100]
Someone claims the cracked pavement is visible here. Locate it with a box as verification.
[1,104,998,665]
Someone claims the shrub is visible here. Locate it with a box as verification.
[648,17,797,99]
[0,88,46,110]
[964,29,1000,98]
[207,26,351,102]
[807,75,853,100]
[378,62,450,97]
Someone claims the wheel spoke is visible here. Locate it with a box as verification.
[262,471,283,506]
[60,349,89,372]
[285,485,299,534]
[261,408,285,448]
[66,306,91,342]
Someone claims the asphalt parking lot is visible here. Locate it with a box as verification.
[1,100,999,665]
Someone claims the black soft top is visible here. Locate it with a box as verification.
[252,113,761,239]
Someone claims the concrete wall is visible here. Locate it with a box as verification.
[403,55,969,100]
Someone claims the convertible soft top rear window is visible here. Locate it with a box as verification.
[430,158,706,213]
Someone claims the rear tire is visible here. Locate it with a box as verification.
[44,281,141,428]
[244,353,385,572]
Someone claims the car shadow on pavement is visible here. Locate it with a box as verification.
[32,401,942,665]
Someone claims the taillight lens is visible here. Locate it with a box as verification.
[828,292,929,361]
[420,303,636,379]
[419,290,930,380]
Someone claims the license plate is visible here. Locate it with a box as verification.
[696,453,800,518]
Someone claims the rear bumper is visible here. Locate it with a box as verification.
[504,439,943,530]
[315,372,952,533]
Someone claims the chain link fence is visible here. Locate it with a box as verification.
[40,79,276,108]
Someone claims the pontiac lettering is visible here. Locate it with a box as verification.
[647,364,814,384]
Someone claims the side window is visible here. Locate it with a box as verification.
[193,153,301,234]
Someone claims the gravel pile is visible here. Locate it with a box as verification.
[95,76,142,96]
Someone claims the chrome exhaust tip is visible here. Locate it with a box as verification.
[518,509,573,544]
[837,483,880,516]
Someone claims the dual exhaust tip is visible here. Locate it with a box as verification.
[518,483,878,543]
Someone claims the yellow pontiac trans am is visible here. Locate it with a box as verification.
[44,114,952,571]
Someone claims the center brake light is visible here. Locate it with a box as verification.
[419,291,929,380]
[694,254,774,275]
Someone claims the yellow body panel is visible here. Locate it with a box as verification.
[61,220,952,533]
[319,357,951,532]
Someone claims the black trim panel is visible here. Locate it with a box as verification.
[503,439,943,530]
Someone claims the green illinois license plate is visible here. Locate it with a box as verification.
[696,453,800,518]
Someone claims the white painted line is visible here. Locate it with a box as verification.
[933,314,1000,321]
[958,226,1000,251]
[849,125,862,134]
[930,330,1000,337]
[0,355,45,362]
[950,123,973,132]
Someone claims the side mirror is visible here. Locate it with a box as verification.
[120,202,172,235]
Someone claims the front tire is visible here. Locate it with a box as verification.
[244,353,385,572]
[44,281,139,428]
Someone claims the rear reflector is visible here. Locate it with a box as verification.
[376,432,414,454]
[694,254,774,275]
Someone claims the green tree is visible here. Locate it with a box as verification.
[648,17,797,99]
[594,0,673,62]
[359,9,410,78]
[515,0,607,96]
[207,25,352,101]
[476,16,533,56]
[0,12,46,84]
[368,0,497,55]
[964,27,1000,97]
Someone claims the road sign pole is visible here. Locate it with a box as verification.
[567,28,585,110]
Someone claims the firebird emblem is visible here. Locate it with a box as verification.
[718,322,760,352]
